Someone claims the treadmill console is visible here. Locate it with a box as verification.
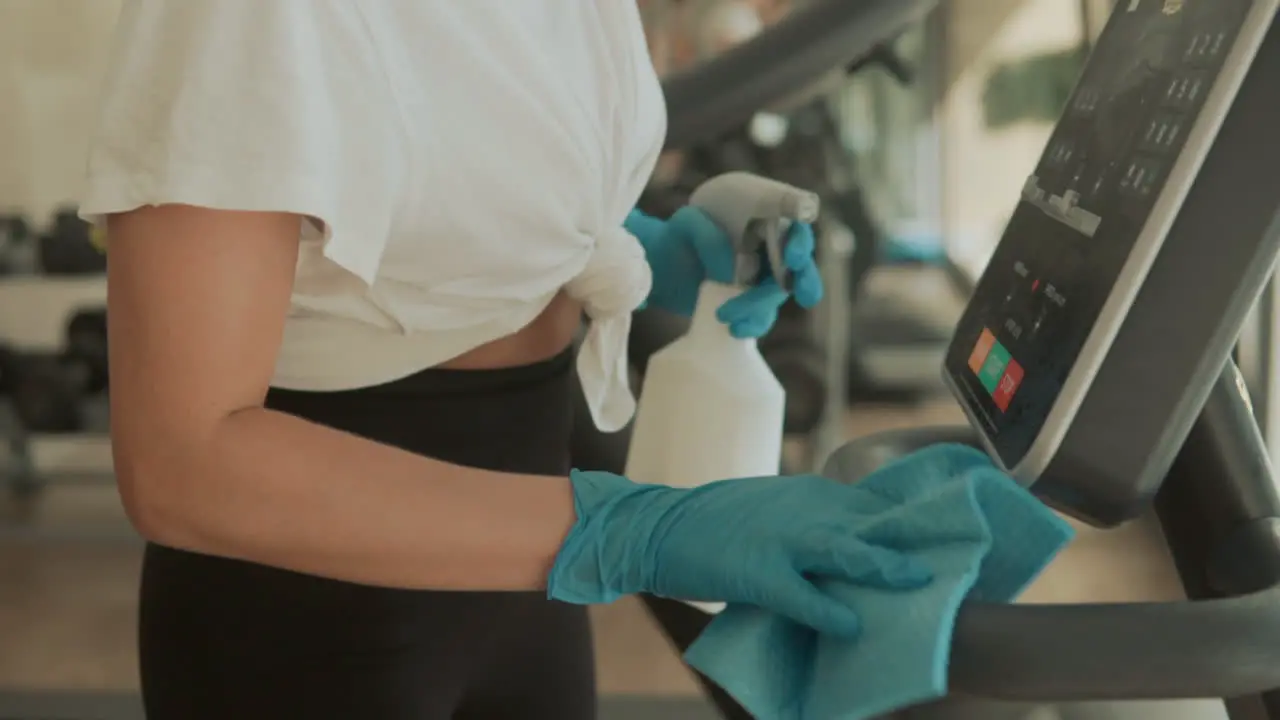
[944,0,1280,524]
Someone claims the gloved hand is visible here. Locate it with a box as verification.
[547,469,934,637]
[627,206,824,339]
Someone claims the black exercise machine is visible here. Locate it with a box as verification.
[578,0,1280,717]
[834,2,1280,716]
[0,214,36,276]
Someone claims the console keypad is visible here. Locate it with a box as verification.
[945,0,1253,469]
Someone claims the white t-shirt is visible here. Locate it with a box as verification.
[79,0,667,432]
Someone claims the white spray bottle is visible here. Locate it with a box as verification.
[625,172,821,614]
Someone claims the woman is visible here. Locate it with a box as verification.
[83,1,934,718]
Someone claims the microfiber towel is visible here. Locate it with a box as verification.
[684,444,1075,720]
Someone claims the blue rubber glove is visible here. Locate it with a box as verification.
[627,207,824,339]
[547,470,934,637]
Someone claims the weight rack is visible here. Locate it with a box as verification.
[0,275,127,544]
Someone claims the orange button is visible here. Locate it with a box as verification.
[968,328,997,375]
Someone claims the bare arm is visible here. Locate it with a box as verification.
[107,205,577,590]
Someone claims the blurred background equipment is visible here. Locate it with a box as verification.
[0,301,109,502]
[64,308,108,397]
[36,206,105,276]
[1,345,86,435]
[1,207,105,277]
[0,205,111,510]
[0,214,36,276]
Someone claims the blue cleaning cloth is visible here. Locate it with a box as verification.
[684,444,1075,720]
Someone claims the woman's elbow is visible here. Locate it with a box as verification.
[111,434,205,547]
[113,459,180,545]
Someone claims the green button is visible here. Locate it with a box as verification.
[979,342,1011,393]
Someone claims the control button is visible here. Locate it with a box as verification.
[1046,140,1075,166]
[1163,74,1207,109]
[1049,189,1080,214]
[1119,161,1140,191]
[1088,174,1106,199]
[1043,283,1067,309]
[1186,31,1229,65]
[968,328,997,375]
[1211,31,1229,57]
[1134,162,1163,197]
[978,340,1012,395]
[1003,317,1025,341]
[992,360,1025,412]
[1141,115,1184,152]
[1072,91,1099,115]
[1119,156,1165,198]
[1022,175,1044,203]
[1030,308,1048,337]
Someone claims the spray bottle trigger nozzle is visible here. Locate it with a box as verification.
[736,217,795,291]
[686,171,820,290]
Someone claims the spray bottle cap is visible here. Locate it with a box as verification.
[687,172,821,290]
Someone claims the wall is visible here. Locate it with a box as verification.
[0,0,122,221]
[3,0,1088,251]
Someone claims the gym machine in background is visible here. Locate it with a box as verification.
[830,16,968,407]
[0,208,108,500]
[0,207,106,278]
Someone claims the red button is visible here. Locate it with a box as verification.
[992,359,1025,412]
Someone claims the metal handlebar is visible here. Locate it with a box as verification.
[824,426,1280,702]
[951,589,1280,701]
[661,0,939,148]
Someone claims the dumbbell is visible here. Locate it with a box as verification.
[0,342,11,397]
[0,214,37,276]
[64,309,109,396]
[0,344,86,434]
[38,208,107,276]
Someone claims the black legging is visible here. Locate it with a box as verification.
[137,348,596,719]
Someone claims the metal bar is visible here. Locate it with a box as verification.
[811,219,855,470]
[947,586,1280,702]
[662,0,938,148]
[1262,274,1280,466]
[823,421,1280,703]
[1155,361,1280,719]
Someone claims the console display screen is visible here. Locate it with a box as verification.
[944,0,1251,469]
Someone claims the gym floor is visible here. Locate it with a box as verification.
[0,399,1190,720]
